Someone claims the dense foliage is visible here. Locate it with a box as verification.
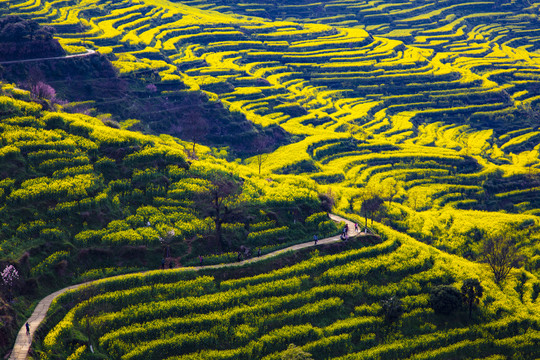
[0,15,64,61]
[429,285,462,315]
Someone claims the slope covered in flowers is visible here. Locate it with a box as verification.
[7,0,539,216]
[0,83,332,281]
[37,222,540,359]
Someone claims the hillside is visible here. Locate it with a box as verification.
[0,84,335,356]
[35,222,540,359]
[0,15,65,61]
[1,0,540,358]
[5,0,538,274]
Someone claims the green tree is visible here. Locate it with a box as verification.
[281,344,313,360]
[461,278,483,319]
[429,285,461,315]
[361,195,384,228]
[380,177,402,207]
[406,187,430,211]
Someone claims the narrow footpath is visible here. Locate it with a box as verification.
[0,49,96,65]
[8,214,359,360]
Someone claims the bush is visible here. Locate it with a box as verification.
[429,285,462,315]
[281,343,314,360]
[381,296,403,323]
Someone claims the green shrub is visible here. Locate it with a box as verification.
[429,285,461,315]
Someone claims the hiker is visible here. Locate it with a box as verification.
[257,248,261,257]
[199,255,203,266]
[354,223,359,232]
[26,322,30,336]
[314,234,318,245]
[161,258,165,269]
[344,224,349,234]
[241,245,250,258]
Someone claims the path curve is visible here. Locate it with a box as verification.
[8,214,360,360]
[0,49,96,65]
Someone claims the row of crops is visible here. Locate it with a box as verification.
[7,0,538,196]
[8,0,539,133]
[37,223,540,359]
[174,0,540,53]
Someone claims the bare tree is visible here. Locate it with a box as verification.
[253,136,271,175]
[482,232,522,285]
[319,189,335,213]
[179,110,209,159]
[197,171,243,249]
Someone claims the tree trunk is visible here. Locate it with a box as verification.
[215,218,224,248]
[364,209,368,228]
[214,192,224,248]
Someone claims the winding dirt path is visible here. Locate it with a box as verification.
[8,214,360,360]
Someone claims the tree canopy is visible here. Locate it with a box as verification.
[461,278,484,319]
[0,16,55,42]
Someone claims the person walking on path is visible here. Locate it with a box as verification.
[354,223,359,232]
[314,234,318,245]
[25,322,30,336]
[257,248,261,257]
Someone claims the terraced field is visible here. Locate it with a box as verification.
[3,0,540,357]
[37,223,540,359]
[12,0,538,249]
[6,2,539,173]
